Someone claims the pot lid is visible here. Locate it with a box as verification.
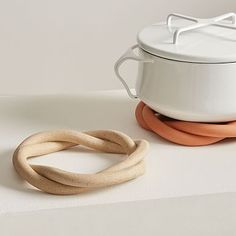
[137,13,236,63]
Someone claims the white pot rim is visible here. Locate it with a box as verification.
[139,47,236,65]
[137,13,236,64]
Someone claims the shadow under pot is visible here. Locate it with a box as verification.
[115,13,236,122]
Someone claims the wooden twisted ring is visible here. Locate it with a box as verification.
[12,129,149,195]
[136,101,236,146]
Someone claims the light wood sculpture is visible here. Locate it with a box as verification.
[13,129,149,195]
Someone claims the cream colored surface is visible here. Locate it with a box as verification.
[1,193,236,236]
[1,90,236,214]
[0,0,235,94]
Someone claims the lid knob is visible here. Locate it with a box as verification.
[167,12,236,44]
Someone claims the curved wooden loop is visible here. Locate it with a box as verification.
[13,129,149,195]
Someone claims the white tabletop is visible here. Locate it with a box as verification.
[2,193,236,236]
[1,90,236,214]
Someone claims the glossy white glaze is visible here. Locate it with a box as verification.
[115,13,236,122]
[115,46,236,122]
[137,49,236,122]
[137,14,236,63]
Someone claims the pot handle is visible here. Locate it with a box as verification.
[114,44,152,99]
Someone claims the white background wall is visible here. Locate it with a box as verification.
[0,0,235,94]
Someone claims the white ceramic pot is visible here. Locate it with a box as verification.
[115,13,236,122]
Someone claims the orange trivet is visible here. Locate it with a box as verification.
[135,101,236,146]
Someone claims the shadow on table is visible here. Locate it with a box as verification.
[0,92,171,195]
[0,146,128,196]
[0,149,40,194]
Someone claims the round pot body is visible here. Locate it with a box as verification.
[115,46,236,122]
[114,13,236,122]
[138,48,236,122]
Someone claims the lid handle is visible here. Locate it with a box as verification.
[167,13,236,44]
